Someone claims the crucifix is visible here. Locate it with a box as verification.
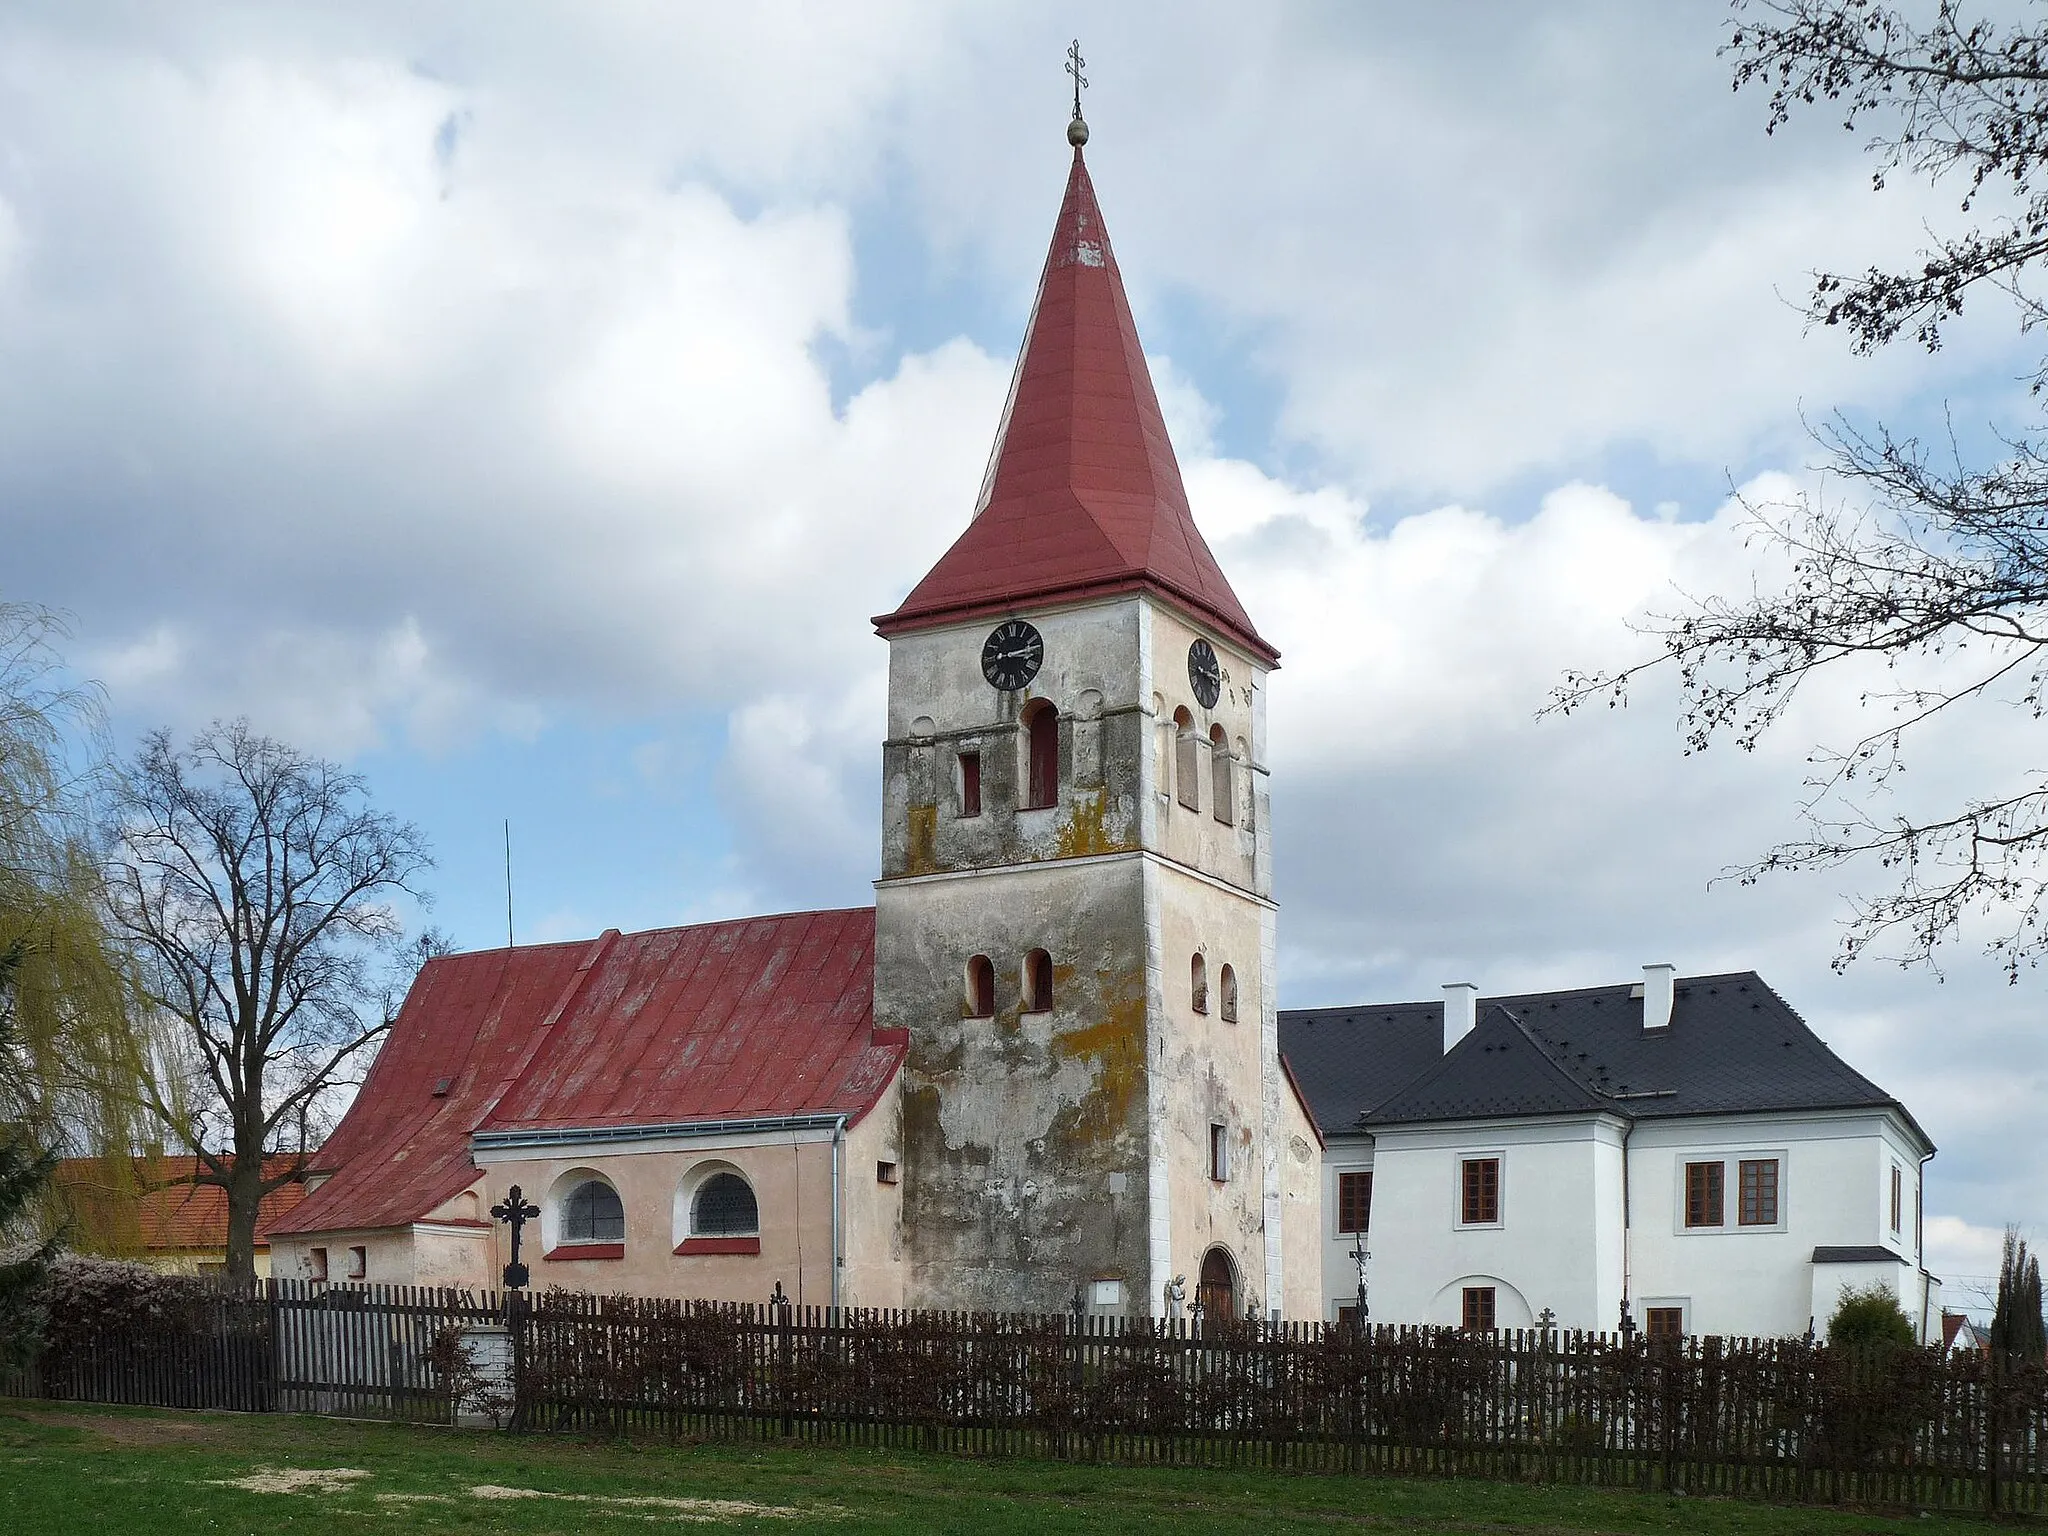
[490,1184,540,1290]
[1349,1228,1371,1326]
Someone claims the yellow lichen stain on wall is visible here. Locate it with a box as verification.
[1054,790,1128,859]
[1047,968,1147,1148]
[906,804,940,875]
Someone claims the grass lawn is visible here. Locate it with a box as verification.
[0,1397,2021,1535]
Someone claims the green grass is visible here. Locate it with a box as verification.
[0,1397,2020,1534]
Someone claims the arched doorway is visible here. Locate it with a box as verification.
[1197,1246,1237,1324]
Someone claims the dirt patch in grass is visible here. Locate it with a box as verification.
[210,1466,373,1494]
[17,1409,230,1447]
[468,1484,833,1520]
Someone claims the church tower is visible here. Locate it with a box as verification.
[872,104,1287,1318]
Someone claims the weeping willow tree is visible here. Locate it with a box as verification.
[0,601,158,1266]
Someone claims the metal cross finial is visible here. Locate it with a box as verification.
[1065,40,1090,146]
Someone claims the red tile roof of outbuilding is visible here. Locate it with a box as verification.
[270,909,895,1237]
[874,146,1278,667]
[53,1154,309,1253]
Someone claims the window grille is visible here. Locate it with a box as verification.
[563,1179,625,1243]
[693,1172,759,1237]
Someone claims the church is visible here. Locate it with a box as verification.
[268,106,1939,1340]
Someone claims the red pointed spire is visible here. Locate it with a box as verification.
[875,145,1278,667]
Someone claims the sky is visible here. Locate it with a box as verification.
[2,1,2042,1311]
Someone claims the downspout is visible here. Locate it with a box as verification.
[1618,1114,1636,1336]
[830,1114,847,1312]
[1916,1147,1936,1344]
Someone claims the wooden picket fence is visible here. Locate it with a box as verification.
[5,1282,2047,1515]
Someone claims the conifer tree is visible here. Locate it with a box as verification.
[1991,1226,2046,1366]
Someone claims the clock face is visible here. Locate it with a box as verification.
[981,619,1044,692]
[1187,638,1222,709]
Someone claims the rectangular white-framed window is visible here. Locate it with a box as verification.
[1683,1159,1725,1228]
[1890,1162,1905,1234]
[1455,1152,1503,1229]
[1675,1150,1786,1235]
[1461,1285,1497,1331]
[1643,1298,1690,1339]
[1336,1170,1373,1235]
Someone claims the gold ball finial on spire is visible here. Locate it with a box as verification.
[1065,39,1089,146]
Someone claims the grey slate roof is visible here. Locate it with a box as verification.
[1277,971,1930,1151]
[1274,1000,1444,1134]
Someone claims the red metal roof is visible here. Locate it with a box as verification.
[875,147,1278,667]
[270,909,897,1237]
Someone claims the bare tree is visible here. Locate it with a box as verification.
[1555,2,2048,979]
[108,721,437,1282]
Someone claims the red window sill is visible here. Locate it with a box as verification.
[674,1236,760,1256]
[543,1243,623,1261]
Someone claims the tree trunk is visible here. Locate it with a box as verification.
[223,1146,264,1285]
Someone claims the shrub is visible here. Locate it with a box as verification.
[32,1254,209,1360]
[1827,1283,1916,1351]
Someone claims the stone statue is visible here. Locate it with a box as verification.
[1163,1274,1186,1321]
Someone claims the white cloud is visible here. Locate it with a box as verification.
[3,1,2046,1259]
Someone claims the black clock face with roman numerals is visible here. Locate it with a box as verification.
[981,619,1044,691]
[1188,638,1222,709]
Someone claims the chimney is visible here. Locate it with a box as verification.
[1641,963,1676,1031]
[1443,982,1478,1054]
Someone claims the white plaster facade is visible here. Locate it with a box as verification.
[1317,1106,1941,1341]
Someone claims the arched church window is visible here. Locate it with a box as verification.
[692,1172,759,1237]
[965,955,995,1018]
[1190,952,1208,1015]
[1023,699,1059,809]
[1210,724,1234,826]
[1023,948,1053,1013]
[1174,708,1200,811]
[562,1179,625,1244]
[1219,964,1238,1024]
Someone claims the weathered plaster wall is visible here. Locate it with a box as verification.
[881,600,1147,881]
[840,1093,906,1310]
[1152,867,1272,1315]
[269,1228,426,1287]
[1276,1083,1323,1320]
[881,859,1152,1313]
[879,593,1288,1316]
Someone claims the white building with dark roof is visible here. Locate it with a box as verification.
[1279,968,1940,1342]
